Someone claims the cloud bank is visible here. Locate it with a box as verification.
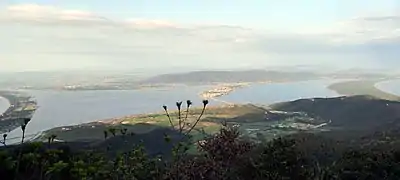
[1,4,399,72]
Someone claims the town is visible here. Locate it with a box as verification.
[199,83,249,99]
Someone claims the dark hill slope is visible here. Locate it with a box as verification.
[4,126,183,158]
[141,70,318,84]
[45,123,162,142]
[271,95,400,131]
[93,128,184,157]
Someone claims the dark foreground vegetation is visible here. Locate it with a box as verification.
[2,99,400,179]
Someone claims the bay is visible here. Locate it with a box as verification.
[221,79,342,105]
[6,85,215,143]
[6,79,343,143]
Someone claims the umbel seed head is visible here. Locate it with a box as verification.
[176,101,182,110]
[186,100,192,107]
[203,100,209,106]
[21,124,26,131]
[24,118,31,125]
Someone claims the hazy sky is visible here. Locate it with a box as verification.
[0,0,399,72]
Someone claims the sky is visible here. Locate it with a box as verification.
[0,0,399,72]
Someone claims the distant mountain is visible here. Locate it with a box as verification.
[326,69,390,79]
[140,70,319,84]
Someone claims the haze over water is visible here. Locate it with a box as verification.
[376,80,400,96]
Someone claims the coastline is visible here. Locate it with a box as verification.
[0,95,10,115]
[327,79,400,101]
[35,103,269,142]
[198,82,249,106]
[33,78,400,142]
[32,78,400,141]
[0,91,38,134]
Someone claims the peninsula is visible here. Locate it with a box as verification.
[0,91,38,134]
[199,83,248,99]
[328,80,400,101]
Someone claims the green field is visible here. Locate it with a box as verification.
[39,104,269,142]
[120,104,268,131]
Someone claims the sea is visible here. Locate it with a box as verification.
[1,78,361,143]
[4,85,214,143]
[0,96,9,115]
[220,79,342,105]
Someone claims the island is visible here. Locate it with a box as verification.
[0,91,38,134]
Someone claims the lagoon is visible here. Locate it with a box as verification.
[0,96,9,114]
[221,79,342,105]
[6,79,344,143]
[6,85,214,142]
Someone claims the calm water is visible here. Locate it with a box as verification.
[6,85,215,142]
[6,80,344,143]
[0,96,9,114]
[221,79,342,105]
[376,79,400,96]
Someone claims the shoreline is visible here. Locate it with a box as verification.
[327,79,400,101]
[198,82,249,106]
[29,78,400,141]
[0,96,11,115]
[88,79,331,126]
[0,91,38,134]
[31,78,400,142]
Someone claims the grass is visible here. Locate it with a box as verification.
[118,104,267,133]
[37,104,269,143]
[23,105,36,111]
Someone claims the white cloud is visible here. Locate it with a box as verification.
[1,4,108,25]
[0,4,399,72]
[301,13,400,44]
[124,19,178,29]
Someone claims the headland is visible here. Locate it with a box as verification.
[199,83,249,105]
[0,91,38,134]
[328,79,400,101]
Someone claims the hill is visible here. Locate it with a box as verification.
[271,95,400,132]
[5,96,400,179]
[33,95,400,150]
[140,70,319,84]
